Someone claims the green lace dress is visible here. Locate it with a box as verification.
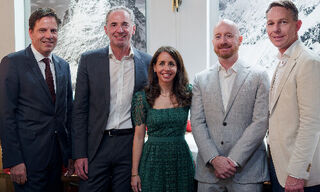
[132,90,194,192]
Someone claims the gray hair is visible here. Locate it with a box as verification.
[105,6,135,25]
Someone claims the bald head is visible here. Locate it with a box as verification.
[212,19,242,63]
[214,19,240,37]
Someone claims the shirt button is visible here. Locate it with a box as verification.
[223,122,227,126]
[221,141,224,145]
[54,130,58,134]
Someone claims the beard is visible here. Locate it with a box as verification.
[214,43,239,59]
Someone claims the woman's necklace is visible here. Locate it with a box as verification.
[160,92,172,97]
[160,92,176,107]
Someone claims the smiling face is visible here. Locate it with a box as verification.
[29,16,58,57]
[266,6,301,54]
[212,21,242,60]
[104,9,136,49]
[153,52,178,85]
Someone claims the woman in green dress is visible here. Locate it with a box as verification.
[131,46,194,192]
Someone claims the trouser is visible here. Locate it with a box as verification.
[269,155,320,192]
[197,180,263,192]
[79,132,134,192]
[14,135,63,192]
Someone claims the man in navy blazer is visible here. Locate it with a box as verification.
[72,6,151,191]
[0,8,73,192]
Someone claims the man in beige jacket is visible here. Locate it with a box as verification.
[266,1,320,192]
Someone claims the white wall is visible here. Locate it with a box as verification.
[147,0,219,82]
[14,0,27,51]
[0,0,15,59]
[0,0,30,59]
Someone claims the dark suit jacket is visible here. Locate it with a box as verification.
[0,45,73,170]
[72,46,151,162]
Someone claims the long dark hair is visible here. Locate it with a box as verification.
[145,46,191,107]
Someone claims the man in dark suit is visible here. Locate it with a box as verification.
[0,8,73,192]
[72,6,151,192]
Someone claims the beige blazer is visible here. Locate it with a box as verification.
[269,41,320,187]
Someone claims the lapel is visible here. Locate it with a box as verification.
[25,45,55,106]
[269,63,277,111]
[99,47,110,106]
[269,43,303,113]
[133,48,143,92]
[224,60,250,119]
[210,65,225,114]
[52,55,63,110]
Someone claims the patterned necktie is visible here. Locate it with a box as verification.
[42,58,56,103]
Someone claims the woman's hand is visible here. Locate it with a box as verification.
[131,175,142,192]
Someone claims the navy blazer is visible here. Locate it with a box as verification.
[72,46,151,162]
[0,45,73,169]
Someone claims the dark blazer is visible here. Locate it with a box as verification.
[72,46,151,162]
[0,45,73,169]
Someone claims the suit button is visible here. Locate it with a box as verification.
[223,122,227,126]
[221,141,224,145]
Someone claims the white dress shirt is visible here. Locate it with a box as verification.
[270,40,303,179]
[210,60,240,167]
[218,60,239,111]
[31,45,56,92]
[270,40,299,104]
[105,46,135,130]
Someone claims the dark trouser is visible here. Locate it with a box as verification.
[269,155,320,192]
[79,132,133,192]
[14,135,63,192]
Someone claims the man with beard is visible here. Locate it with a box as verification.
[191,19,270,192]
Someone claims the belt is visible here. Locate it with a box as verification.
[104,128,133,136]
[147,136,184,142]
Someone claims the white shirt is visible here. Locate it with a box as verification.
[218,60,239,111]
[213,60,240,167]
[31,45,56,92]
[105,46,135,130]
[269,40,301,179]
[270,40,299,103]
